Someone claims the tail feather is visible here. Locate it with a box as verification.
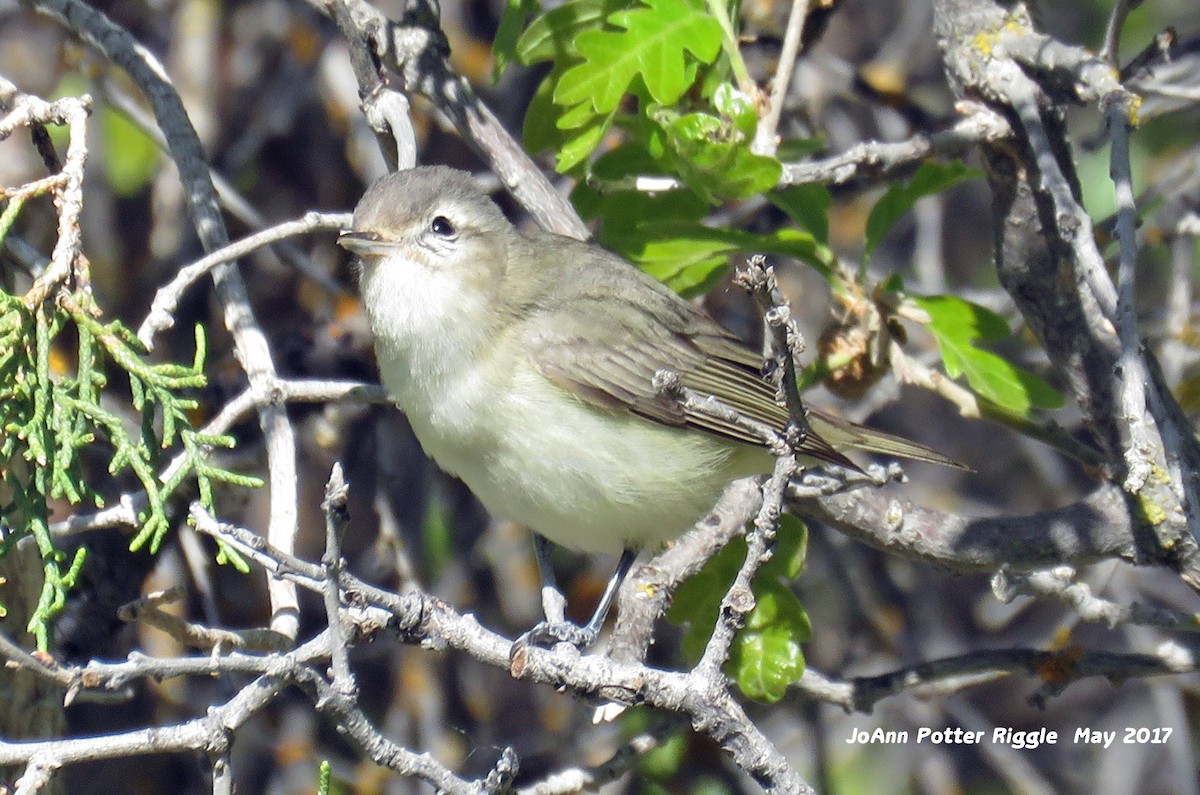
[807,407,970,470]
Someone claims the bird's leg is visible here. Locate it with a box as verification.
[534,533,568,625]
[513,541,637,651]
[580,548,636,639]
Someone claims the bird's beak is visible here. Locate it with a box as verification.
[338,231,399,256]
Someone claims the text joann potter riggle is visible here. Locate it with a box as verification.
[845,726,1173,749]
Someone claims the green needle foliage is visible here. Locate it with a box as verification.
[0,283,259,650]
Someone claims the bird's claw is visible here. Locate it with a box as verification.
[511,620,597,653]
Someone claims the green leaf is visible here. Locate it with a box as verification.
[554,0,722,114]
[102,107,159,197]
[557,112,615,172]
[492,0,540,80]
[516,0,626,65]
[589,141,669,181]
[576,147,831,292]
[523,71,616,172]
[523,72,565,155]
[710,82,756,138]
[656,105,782,202]
[864,161,979,263]
[760,515,807,579]
[609,220,828,294]
[729,582,810,703]
[768,184,831,245]
[910,294,1064,414]
[556,99,600,130]
[668,539,743,663]
[668,533,812,701]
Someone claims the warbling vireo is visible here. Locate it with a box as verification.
[340,166,959,647]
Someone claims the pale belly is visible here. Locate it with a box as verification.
[391,363,768,554]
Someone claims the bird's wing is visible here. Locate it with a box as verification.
[517,258,854,468]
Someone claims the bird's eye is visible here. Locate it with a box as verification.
[430,216,456,237]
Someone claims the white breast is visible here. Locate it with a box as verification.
[362,255,766,554]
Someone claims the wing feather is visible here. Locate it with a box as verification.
[512,231,959,470]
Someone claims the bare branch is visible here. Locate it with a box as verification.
[795,644,1192,714]
[307,0,590,240]
[1099,0,1144,64]
[797,480,1142,571]
[590,104,1012,194]
[992,567,1200,632]
[29,0,304,638]
[517,727,677,795]
[193,502,818,792]
[117,588,291,652]
[97,76,346,295]
[933,0,1200,588]
[321,464,356,695]
[1108,101,1200,555]
[0,76,90,307]
[753,0,811,156]
[137,211,353,347]
[608,479,763,669]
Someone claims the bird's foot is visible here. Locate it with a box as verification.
[511,620,598,653]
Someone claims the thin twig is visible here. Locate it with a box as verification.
[1109,101,1200,554]
[309,0,590,239]
[1107,100,1154,493]
[30,0,304,639]
[588,104,1013,193]
[137,211,352,346]
[992,567,1200,632]
[753,0,810,156]
[95,75,346,296]
[608,478,763,670]
[697,454,797,678]
[0,78,91,308]
[794,643,1191,713]
[321,464,356,695]
[1099,0,1143,65]
[517,725,681,795]
[117,587,291,652]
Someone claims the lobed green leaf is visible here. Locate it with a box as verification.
[864,161,979,264]
[492,0,541,80]
[516,0,627,66]
[909,294,1064,414]
[553,0,721,114]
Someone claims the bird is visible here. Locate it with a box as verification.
[339,165,961,648]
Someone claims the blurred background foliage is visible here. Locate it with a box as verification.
[1,0,1199,792]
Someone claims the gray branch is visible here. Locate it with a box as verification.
[28,0,304,637]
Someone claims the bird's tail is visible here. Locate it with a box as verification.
[807,407,969,470]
